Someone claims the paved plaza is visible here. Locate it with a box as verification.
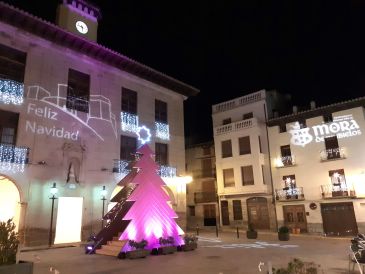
[20,232,353,274]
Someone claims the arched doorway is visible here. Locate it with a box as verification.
[247,197,270,230]
[0,175,21,231]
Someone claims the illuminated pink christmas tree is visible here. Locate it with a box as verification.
[118,144,184,251]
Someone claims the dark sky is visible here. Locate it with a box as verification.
[4,0,365,143]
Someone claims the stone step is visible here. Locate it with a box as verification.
[101,244,122,252]
[95,248,119,257]
[108,240,127,247]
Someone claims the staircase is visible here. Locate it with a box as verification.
[95,238,127,256]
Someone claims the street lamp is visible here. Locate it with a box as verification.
[101,186,107,229]
[48,182,58,247]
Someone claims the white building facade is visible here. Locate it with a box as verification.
[212,90,290,230]
[268,99,365,236]
[0,1,198,246]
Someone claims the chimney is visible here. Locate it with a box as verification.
[310,101,316,110]
[292,106,298,114]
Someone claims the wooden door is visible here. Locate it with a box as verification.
[247,197,270,229]
[221,200,230,225]
[283,205,307,232]
[203,204,216,226]
[321,202,358,236]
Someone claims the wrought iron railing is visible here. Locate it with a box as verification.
[275,187,305,201]
[275,155,295,167]
[66,88,89,113]
[194,192,217,203]
[320,147,345,161]
[321,184,356,199]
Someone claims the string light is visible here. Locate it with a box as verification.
[0,144,28,173]
[158,165,176,178]
[155,122,170,140]
[0,79,24,105]
[121,112,139,133]
[113,159,129,174]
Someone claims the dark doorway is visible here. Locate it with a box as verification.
[321,202,358,236]
[247,197,270,229]
[203,204,216,226]
[220,200,230,225]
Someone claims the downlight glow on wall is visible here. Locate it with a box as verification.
[289,115,361,147]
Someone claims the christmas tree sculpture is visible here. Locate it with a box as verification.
[116,144,184,251]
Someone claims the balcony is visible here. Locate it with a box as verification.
[321,184,356,199]
[275,187,304,201]
[66,94,89,113]
[194,192,217,203]
[121,112,139,133]
[0,143,29,173]
[214,118,257,136]
[274,155,296,168]
[112,159,130,173]
[212,90,264,113]
[0,78,24,105]
[320,148,345,161]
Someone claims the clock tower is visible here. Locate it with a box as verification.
[56,0,101,42]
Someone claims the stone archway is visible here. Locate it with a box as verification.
[0,175,21,231]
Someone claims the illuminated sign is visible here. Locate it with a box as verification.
[289,115,361,147]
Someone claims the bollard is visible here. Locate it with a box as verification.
[196,224,199,236]
[236,226,239,238]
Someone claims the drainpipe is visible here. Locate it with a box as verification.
[263,103,278,231]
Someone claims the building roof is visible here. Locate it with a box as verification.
[0,1,199,97]
[267,96,365,126]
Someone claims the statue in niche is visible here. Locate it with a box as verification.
[62,141,86,186]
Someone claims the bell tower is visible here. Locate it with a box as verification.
[56,0,101,42]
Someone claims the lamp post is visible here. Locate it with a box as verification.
[48,183,58,247]
[101,186,107,229]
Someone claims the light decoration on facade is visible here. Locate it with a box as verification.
[155,122,170,140]
[158,165,177,178]
[121,112,139,133]
[0,144,28,173]
[113,159,129,174]
[0,79,24,105]
[136,125,151,144]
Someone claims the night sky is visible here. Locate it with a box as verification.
[4,0,365,143]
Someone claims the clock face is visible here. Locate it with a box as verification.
[75,21,88,34]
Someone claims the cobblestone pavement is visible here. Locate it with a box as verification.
[20,232,352,274]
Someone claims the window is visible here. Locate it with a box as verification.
[280,145,292,165]
[223,168,235,187]
[120,135,137,161]
[222,118,231,125]
[202,180,215,192]
[121,88,137,114]
[0,109,19,145]
[66,69,90,112]
[283,175,296,189]
[261,165,266,185]
[155,99,167,123]
[202,158,213,177]
[329,169,347,193]
[155,143,168,165]
[221,200,230,225]
[188,206,195,217]
[232,200,243,220]
[238,136,250,155]
[324,136,340,159]
[221,140,232,158]
[241,165,254,185]
[279,123,287,133]
[323,113,333,123]
[258,136,262,153]
[0,43,26,82]
[243,112,253,120]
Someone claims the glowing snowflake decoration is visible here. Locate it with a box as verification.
[136,125,152,144]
